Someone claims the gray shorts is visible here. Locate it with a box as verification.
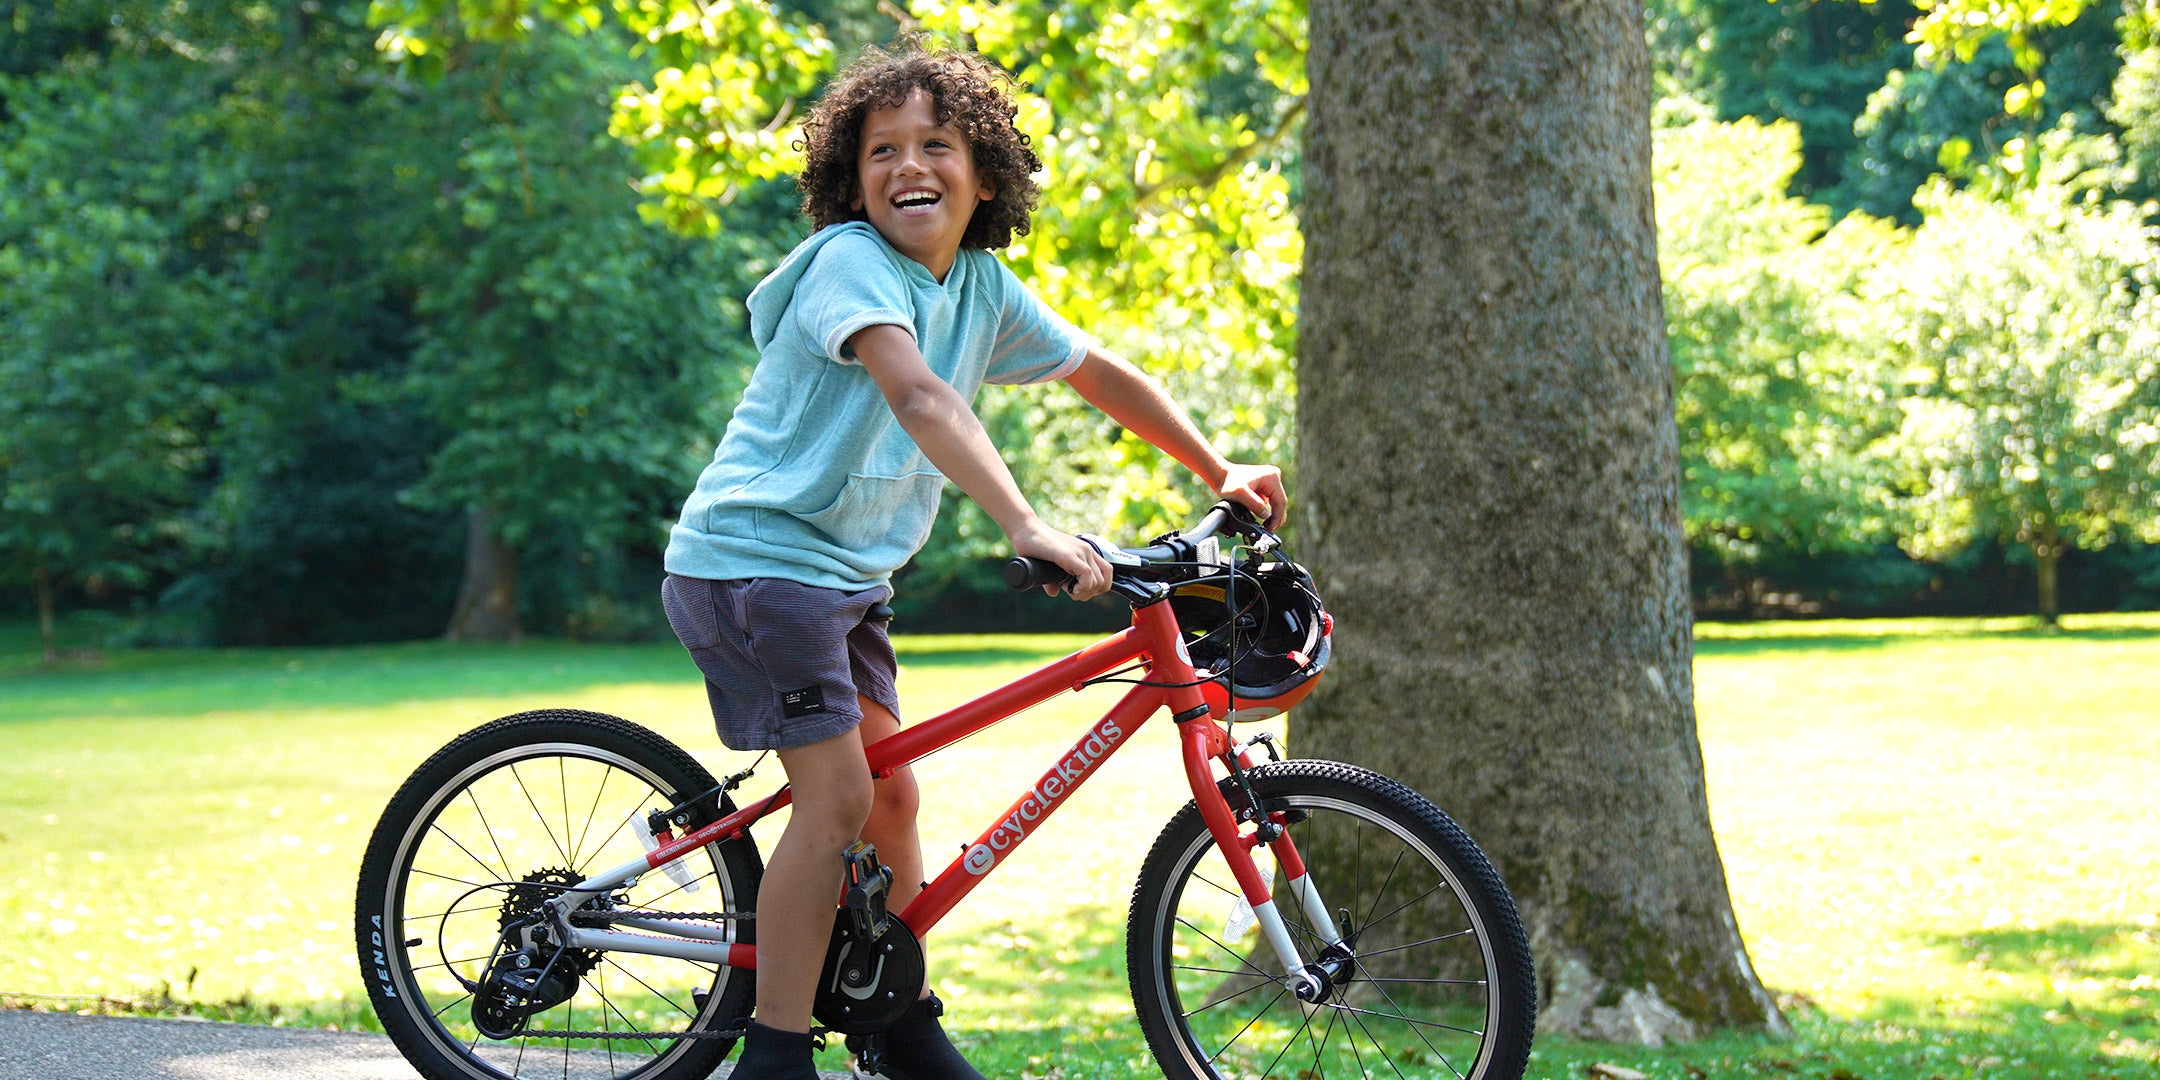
[661,574,900,751]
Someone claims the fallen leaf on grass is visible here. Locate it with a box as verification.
[1588,1064,1649,1080]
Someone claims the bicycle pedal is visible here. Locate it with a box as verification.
[841,841,895,940]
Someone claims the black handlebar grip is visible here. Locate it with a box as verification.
[1003,557,1075,591]
[1220,499,1263,527]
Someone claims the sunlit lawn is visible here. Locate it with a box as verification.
[1,612,2155,1078]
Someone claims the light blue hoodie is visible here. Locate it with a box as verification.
[664,223,1087,590]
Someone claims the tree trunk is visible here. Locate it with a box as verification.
[2033,540,2061,626]
[445,504,523,642]
[34,566,58,666]
[1298,0,1784,1043]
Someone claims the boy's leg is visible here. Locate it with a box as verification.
[856,697,925,915]
[854,698,986,1079]
[756,728,876,1035]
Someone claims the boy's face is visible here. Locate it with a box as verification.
[852,87,994,280]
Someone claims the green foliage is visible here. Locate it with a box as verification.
[2116,1,2160,193]
[367,0,834,233]
[1870,131,2160,593]
[367,0,1306,557]
[907,1,1303,543]
[1655,110,1904,565]
[377,32,769,558]
[0,53,248,615]
[1841,4,2124,220]
[1654,0,1921,200]
[1,0,785,641]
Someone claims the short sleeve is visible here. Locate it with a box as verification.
[984,259,1089,385]
[790,232,917,364]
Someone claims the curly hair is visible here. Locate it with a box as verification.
[796,38,1042,250]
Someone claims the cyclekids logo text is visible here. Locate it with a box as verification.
[962,717,1126,875]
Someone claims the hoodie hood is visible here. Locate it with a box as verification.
[745,222,886,353]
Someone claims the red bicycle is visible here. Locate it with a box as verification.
[356,503,1536,1080]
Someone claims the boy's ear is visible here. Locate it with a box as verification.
[849,181,864,213]
[977,178,996,203]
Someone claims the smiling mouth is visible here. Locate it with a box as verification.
[892,190,942,210]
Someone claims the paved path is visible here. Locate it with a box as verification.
[0,1011,854,1080]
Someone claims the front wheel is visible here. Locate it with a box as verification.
[1129,759,1536,1080]
[356,710,762,1080]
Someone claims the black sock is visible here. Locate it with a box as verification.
[732,1021,821,1080]
[877,994,988,1080]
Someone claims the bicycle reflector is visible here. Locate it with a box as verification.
[1168,561,1331,720]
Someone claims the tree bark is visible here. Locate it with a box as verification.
[1298,0,1784,1043]
[34,566,58,667]
[445,504,523,642]
[2033,540,2061,626]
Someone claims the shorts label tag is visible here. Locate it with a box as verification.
[780,686,826,718]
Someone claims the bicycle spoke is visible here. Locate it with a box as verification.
[507,762,573,867]
[582,792,661,873]
[1352,927,1476,961]
[1254,987,1322,1080]
[600,955,699,1024]
[1354,963,1472,1078]
[1359,848,1408,942]
[1174,964,1284,980]
[431,822,514,884]
[559,757,575,868]
[411,952,496,974]
[467,788,516,881]
[573,766,615,873]
[1335,996,1484,1039]
[1176,970,1279,1019]
[595,965,667,1056]
[1341,1004,1414,1080]
[406,865,499,894]
[1173,915,1273,979]
[1363,879,1454,937]
[431,988,475,1021]
[1206,981,1294,1067]
[1193,871,1243,901]
[1306,995,1343,1080]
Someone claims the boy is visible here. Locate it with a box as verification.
[662,39,1285,1080]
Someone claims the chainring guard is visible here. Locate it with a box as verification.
[811,908,924,1035]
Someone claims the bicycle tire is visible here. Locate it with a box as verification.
[356,709,762,1080]
[1128,759,1536,1080]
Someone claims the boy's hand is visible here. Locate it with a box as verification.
[1012,520,1113,601]
[1217,463,1288,531]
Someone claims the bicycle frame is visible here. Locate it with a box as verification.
[552,596,1345,990]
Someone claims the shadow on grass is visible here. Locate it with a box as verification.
[1925,920,2160,983]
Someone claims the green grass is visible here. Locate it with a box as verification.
[3,612,2157,1078]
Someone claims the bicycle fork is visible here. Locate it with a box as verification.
[1180,722,1348,1003]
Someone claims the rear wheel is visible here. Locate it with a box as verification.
[356,710,761,1080]
[1128,759,1536,1080]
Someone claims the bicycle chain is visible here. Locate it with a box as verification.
[510,906,754,1042]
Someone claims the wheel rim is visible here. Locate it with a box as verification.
[1149,793,1502,1080]
[375,742,744,1080]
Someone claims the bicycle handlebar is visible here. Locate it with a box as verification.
[1001,501,1274,596]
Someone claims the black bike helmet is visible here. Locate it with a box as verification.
[1168,560,1331,720]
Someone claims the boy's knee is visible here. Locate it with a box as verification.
[870,766,920,825]
[814,773,876,836]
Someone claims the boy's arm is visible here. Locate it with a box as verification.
[1062,347,1288,529]
[848,324,1113,600]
